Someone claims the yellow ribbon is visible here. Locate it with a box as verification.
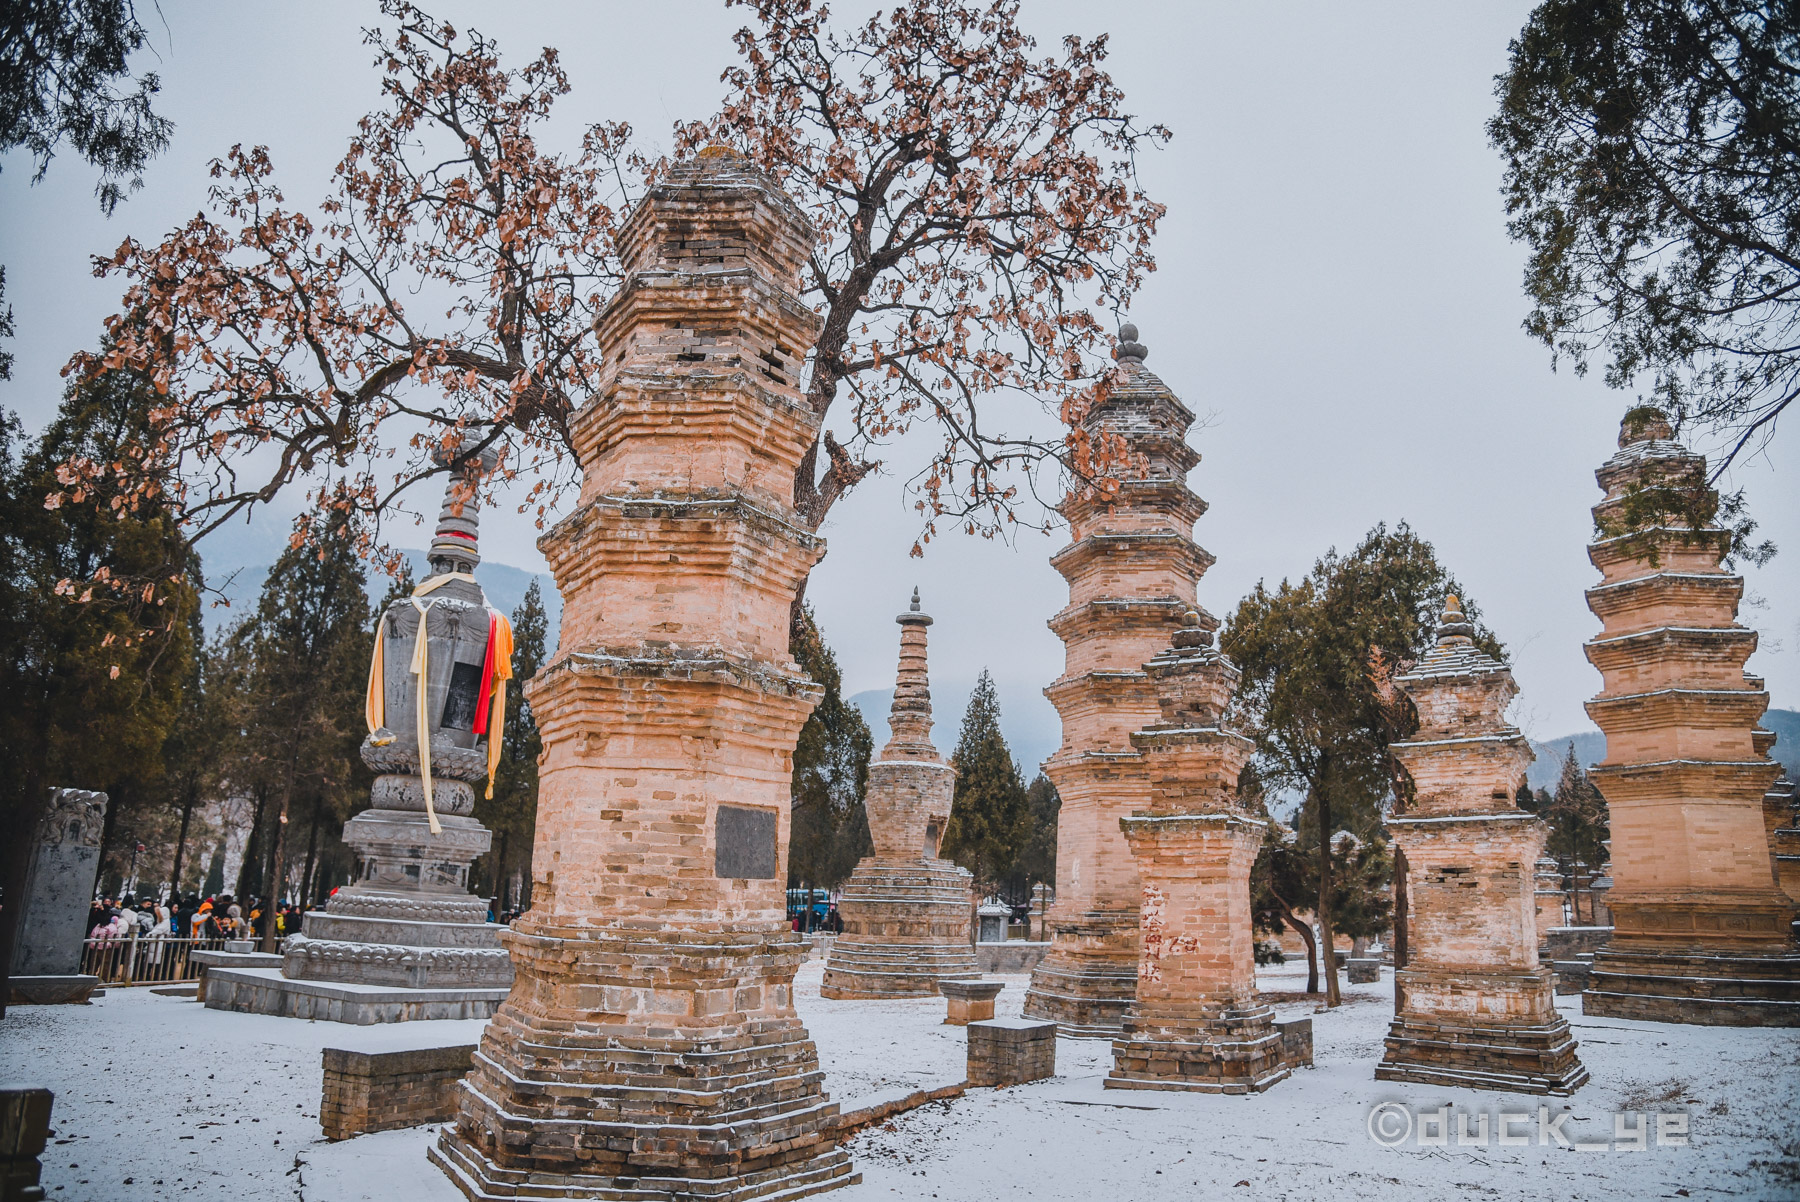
[409,596,442,834]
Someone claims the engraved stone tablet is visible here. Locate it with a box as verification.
[441,661,484,731]
[715,805,777,879]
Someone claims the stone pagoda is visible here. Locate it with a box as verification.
[1581,409,1799,1026]
[822,589,978,999]
[202,459,515,1024]
[1767,777,1800,910]
[1106,612,1297,1093]
[432,148,857,1201]
[1024,324,1213,1038]
[1377,596,1588,1094]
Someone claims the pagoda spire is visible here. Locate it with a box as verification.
[882,588,940,762]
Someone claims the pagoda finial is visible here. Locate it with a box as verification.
[1436,593,1476,647]
[1114,322,1148,365]
[1618,405,1674,448]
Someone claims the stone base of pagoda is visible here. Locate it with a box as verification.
[1105,1004,1291,1094]
[1584,946,1800,1027]
[1377,1013,1589,1095]
[434,918,858,1202]
[1021,912,1138,1038]
[821,859,978,1000]
[1377,966,1586,1094]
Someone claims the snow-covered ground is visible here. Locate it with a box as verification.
[2,960,1794,1201]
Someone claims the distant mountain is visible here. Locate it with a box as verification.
[850,680,1060,779]
[202,549,563,650]
[1527,708,1799,790]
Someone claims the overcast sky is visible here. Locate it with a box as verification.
[3,1,1794,747]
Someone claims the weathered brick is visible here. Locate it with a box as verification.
[1576,413,1799,1027]
[431,147,858,1202]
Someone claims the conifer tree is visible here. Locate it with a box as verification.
[788,605,872,895]
[476,578,549,909]
[1017,773,1061,895]
[0,361,198,1010]
[1225,522,1485,1006]
[224,515,370,943]
[1547,743,1611,922]
[941,670,1029,895]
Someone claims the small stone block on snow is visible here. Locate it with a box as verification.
[967,1019,1056,1087]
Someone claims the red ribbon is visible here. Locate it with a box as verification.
[474,611,500,733]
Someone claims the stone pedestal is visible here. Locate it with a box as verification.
[1377,597,1588,1095]
[205,462,513,1025]
[8,789,107,1006]
[433,149,856,1202]
[940,980,1004,1025]
[822,592,977,999]
[321,1044,476,1140]
[1025,326,1212,1038]
[1579,411,1798,1027]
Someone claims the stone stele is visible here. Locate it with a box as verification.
[821,589,978,998]
[1580,410,1799,1026]
[1106,612,1296,1094]
[9,788,108,1005]
[1376,596,1589,1095]
[203,457,515,1024]
[432,147,857,1201]
[1024,324,1212,1037]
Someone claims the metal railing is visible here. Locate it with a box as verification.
[79,934,229,986]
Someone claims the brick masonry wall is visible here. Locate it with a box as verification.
[320,1045,474,1141]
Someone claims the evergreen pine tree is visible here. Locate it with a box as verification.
[941,670,1029,896]
[1224,521,1486,1007]
[0,362,200,1004]
[788,605,872,893]
[477,579,549,909]
[1547,743,1610,922]
[1018,773,1060,893]
[225,515,370,936]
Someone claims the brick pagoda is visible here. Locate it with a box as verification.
[1106,612,1295,1093]
[822,589,978,998]
[1024,325,1213,1037]
[1377,596,1588,1094]
[432,148,858,1200]
[1581,409,1799,1026]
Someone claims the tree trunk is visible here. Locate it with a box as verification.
[1268,889,1318,994]
[236,785,269,899]
[260,784,292,954]
[491,831,509,905]
[169,787,197,899]
[1315,785,1341,1008]
[298,800,322,915]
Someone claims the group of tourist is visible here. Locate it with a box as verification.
[84,894,308,945]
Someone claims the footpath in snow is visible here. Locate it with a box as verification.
[1,958,1794,1200]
